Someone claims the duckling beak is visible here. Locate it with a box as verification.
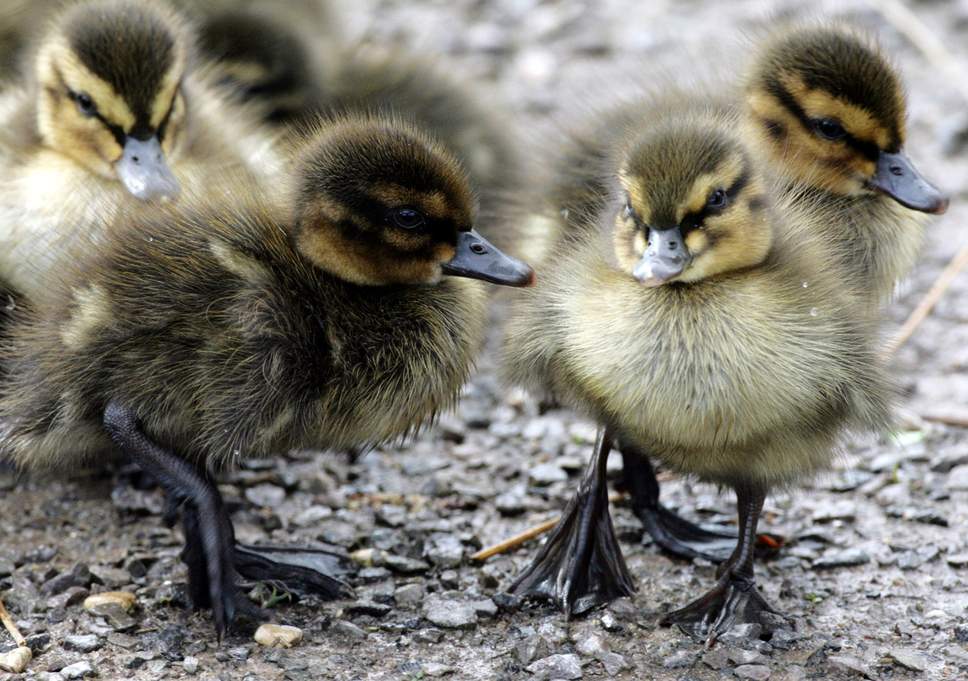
[441,229,535,287]
[867,150,948,214]
[633,227,688,287]
[115,136,180,202]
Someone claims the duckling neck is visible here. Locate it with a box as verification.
[792,184,925,310]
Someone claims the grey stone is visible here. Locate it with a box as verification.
[945,465,968,491]
[394,583,425,608]
[529,462,568,485]
[422,596,477,629]
[887,648,929,672]
[735,664,772,680]
[827,654,870,677]
[599,652,627,676]
[931,449,968,473]
[60,661,95,679]
[575,633,608,658]
[812,548,870,569]
[331,620,367,640]
[470,598,498,618]
[182,656,199,674]
[663,649,698,668]
[423,534,464,568]
[63,634,100,653]
[526,653,583,680]
[382,553,430,574]
[515,636,551,665]
[702,648,730,670]
[811,501,857,523]
[346,600,392,618]
[244,483,286,507]
[729,649,768,665]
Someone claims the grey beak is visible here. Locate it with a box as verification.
[441,229,535,287]
[115,136,180,201]
[633,227,688,286]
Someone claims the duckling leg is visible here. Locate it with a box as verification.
[508,429,636,616]
[620,447,737,562]
[102,401,246,639]
[621,447,784,563]
[660,484,783,646]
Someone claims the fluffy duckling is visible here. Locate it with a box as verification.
[503,104,890,642]
[0,0,278,300]
[0,116,533,637]
[745,24,948,311]
[192,6,522,249]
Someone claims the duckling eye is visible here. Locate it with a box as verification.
[623,200,633,219]
[70,90,97,117]
[814,118,846,141]
[388,207,426,230]
[706,188,728,211]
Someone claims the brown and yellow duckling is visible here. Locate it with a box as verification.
[191,5,523,250]
[502,104,891,642]
[745,23,948,312]
[0,115,533,637]
[0,0,278,300]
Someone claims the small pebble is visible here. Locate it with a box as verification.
[394,583,424,609]
[528,463,568,485]
[254,624,303,648]
[182,656,199,674]
[60,661,95,679]
[332,620,367,640]
[422,596,477,629]
[0,646,32,674]
[887,648,929,672]
[63,634,100,653]
[812,548,870,569]
[526,653,583,680]
[83,591,136,614]
[735,664,771,680]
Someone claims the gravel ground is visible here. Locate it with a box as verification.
[3,1,968,680]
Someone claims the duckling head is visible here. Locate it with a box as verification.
[613,119,773,287]
[290,119,535,288]
[746,25,947,214]
[34,0,187,200]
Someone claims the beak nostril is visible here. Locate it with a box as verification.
[668,241,677,249]
[890,165,903,176]
[470,243,487,255]
[131,156,140,164]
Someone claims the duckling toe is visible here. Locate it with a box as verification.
[660,575,783,647]
[233,545,354,601]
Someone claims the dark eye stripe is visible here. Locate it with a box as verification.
[764,77,880,161]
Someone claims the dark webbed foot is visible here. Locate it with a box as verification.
[620,447,783,562]
[661,574,779,646]
[103,401,352,639]
[509,430,635,616]
[660,484,785,646]
[233,545,353,600]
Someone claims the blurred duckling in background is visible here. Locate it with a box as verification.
[503,102,891,643]
[0,0,278,300]
[745,23,948,312]
[0,115,533,637]
[191,3,523,249]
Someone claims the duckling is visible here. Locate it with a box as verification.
[503,103,890,642]
[0,115,533,637]
[191,6,522,249]
[744,23,948,312]
[0,0,279,301]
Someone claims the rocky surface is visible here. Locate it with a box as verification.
[2,0,968,679]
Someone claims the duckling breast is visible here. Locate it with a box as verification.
[540,249,888,487]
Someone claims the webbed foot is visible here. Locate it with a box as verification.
[509,430,635,616]
[660,574,780,646]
